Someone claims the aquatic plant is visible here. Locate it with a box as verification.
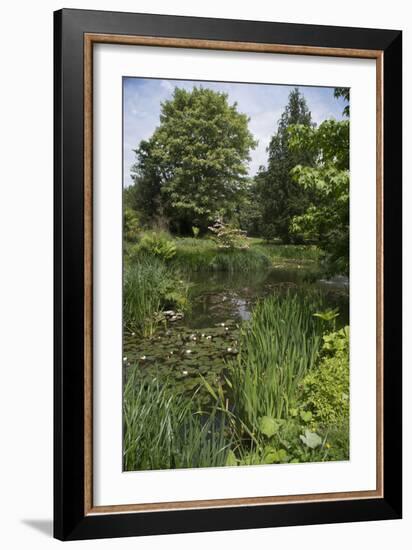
[225,292,325,433]
[123,366,230,471]
[123,257,189,336]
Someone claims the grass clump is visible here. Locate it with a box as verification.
[253,242,320,262]
[172,238,271,273]
[123,366,230,471]
[226,292,325,433]
[123,256,189,336]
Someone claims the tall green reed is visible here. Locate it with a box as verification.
[123,366,231,471]
[123,256,189,337]
[225,291,325,434]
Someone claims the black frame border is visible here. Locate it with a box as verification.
[54,8,402,541]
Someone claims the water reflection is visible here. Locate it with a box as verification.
[185,267,349,329]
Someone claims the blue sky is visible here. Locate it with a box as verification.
[123,77,347,187]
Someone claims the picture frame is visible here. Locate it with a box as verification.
[54,8,402,541]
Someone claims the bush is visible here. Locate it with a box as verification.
[300,326,349,426]
[123,207,140,242]
[134,231,177,261]
[208,218,249,250]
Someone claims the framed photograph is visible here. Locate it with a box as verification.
[54,8,402,541]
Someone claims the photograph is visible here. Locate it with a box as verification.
[51,7,402,541]
[122,77,350,472]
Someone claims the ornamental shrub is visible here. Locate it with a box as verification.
[300,326,349,426]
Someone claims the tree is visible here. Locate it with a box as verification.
[130,87,257,234]
[288,117,349,276]
[334,87,350,117]
[256,88,314,242]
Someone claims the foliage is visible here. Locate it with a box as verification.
[123,207,140,242]
[300,326,350,426]
[123,367,230,471]
[208,218,249,250]
[125,140,164,228]
[252,242,320,262]
[123,257,189,336]
[225,292,325,432]
[232,178,263,237]
[134,231,177,261]
[288,119,349,276]
[131,87,257,234]
[123,319,240,405]
[256,88,315,243]
[171,238,271,273]
[334,87,350,117]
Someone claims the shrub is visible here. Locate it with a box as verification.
[123,207,140,242]
[134,231,177,261]
[208,218,249,250]
[300,326,349,426]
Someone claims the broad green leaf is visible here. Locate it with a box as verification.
[259,416,278,438]
[300,430,322,449]
[300,410,312,423]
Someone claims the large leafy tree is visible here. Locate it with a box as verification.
[256,88,314,242]
[288,97,349,276]
[130,87,256,234]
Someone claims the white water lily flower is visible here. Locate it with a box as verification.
[185,349,192,354]
[140,355,146,360]
[123,357,127,361]
[182,370,188,376]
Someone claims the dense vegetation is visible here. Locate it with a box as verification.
[123,85,350,471]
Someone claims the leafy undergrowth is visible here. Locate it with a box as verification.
[123,292,350,470]
[171,238,272,273]
[123,256,189,337]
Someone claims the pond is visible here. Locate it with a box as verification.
[123,263,349,401]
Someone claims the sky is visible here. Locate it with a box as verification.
[123,77,348,187]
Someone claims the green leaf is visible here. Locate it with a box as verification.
[277,449,289,463]
[259,416,278,438]
[262,447,279,464]
[199,374,218,401]
[225,450,238,467]
[300,430,322,449]
[300,410,312,423]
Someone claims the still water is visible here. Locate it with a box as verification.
[123,265,349,400]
